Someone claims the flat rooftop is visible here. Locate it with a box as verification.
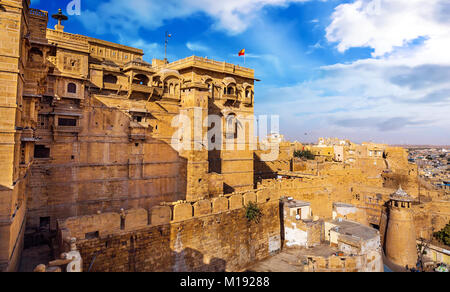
[246,246,337,272]
[333,202,355,208]
[329,219,379,241]
[283,198,311,208]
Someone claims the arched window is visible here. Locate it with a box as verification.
[133,74,149,85]
[103,74,118,84]
[169,83,174,95]
[246,89,250,98]
[223,87,227,95]
[225,114,238,138]
[227,87,235,95]
[67,83,77,94]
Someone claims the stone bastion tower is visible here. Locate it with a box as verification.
[385,187,418,269]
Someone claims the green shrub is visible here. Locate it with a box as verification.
[433,221,450,246]
[245,202,262,224]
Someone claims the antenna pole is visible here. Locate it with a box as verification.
[165,31,170,63]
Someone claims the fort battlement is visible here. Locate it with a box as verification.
[57,186,281,242]
[57,197,282,272]
[57,178,334,245]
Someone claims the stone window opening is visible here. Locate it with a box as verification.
[120,217,125,230]
[85,231,99,240]
[227,86,235,95]
[34,145,50,159]
[103,74,118,84]
[58,118,77,127]
[67,82,77,94]
[133,74,149,86]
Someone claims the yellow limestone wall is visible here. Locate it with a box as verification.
[385,204,418,268]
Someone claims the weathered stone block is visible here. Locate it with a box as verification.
[243,192,256,206]
[124,209,148,230]
[150,206,172,226]
[256,189,269,204]
[229,194,243,210]
[173,203,193,221]
[193,200,212,217]
[212,197,228,213]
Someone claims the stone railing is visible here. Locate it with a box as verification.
[28,8,48,19]
[166,56,254,77]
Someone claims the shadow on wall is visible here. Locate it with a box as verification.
[254,152,279,186]
[79,225,229,272]
[25,95,189,241]
[171,247,227,272]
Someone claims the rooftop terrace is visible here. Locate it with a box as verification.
[164,56,256,79]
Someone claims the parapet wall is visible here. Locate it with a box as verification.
[304,252,382,272]
[57,179,335,272]
[58,184,283,241]
[59,200,281,272]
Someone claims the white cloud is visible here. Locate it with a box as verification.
[258,0,450,144]
[78,0,311,36]
[326,0,450,59]
[186,42,209,52]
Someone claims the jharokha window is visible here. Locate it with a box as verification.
[67,83,77,94]
[103,74,118,84]
[34,145,50,159]
[58,118,77,127]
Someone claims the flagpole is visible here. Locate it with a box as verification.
[165,31,167,62]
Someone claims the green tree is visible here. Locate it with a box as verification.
[433,221,450,246]
[294,150,315,160]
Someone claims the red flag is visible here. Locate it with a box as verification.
[238,49,245,56]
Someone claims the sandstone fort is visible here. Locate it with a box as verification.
[0,0,449,272]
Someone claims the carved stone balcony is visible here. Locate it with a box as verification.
[124,59,154,73]
[103,83,122,91]
[223,94,239,103]
[130,84,154,94]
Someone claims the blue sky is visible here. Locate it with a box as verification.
[31,0,450,145]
